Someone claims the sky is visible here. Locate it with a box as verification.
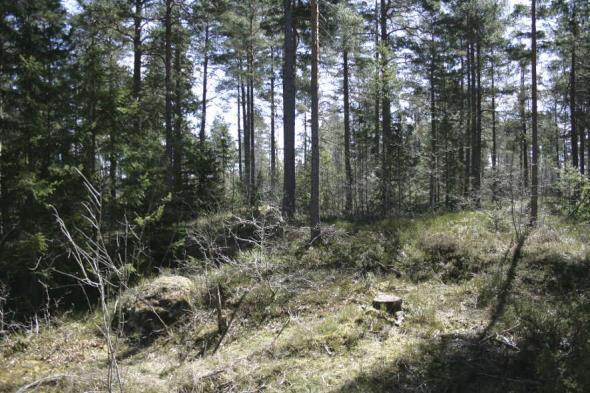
[61,0,549,165]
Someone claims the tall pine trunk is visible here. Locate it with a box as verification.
[282,0,296,218]
[199,21,210,144]
[310,0,320,241]
[248,40,255,205]
[240,63,250,196]
[464,45,471,198]
[429,38,437,209]
[530,0,539,225]
[380,0,392,213]
[520,65,528,189]
[164,0,174,190]
[237,81,242,183]
[491,50,497,201]
[474,39,482,206]
[343,48,353,213]
[373,0,380,155]
[132,0,143,134]
[469,40,477,201]
[173,41,183,192]
[570,3,578,169]
[270,48,276,196]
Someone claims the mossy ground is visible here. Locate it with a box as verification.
[2,209,588,392]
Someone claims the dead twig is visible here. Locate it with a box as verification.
[16,374,74,393]
[211,291,248,355]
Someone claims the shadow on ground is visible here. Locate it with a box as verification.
[334,331,540,393]
[334,234,590,393]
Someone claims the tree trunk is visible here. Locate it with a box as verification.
[108,70,117,200]
[237,81,243,183]
[173,41,183,191]
[580,123,585,175]
[469,40,476,201]
[88,83,96,177]
[241,67,250,196]
[554,101,561,169]
[199,21,210,144]
[282,0,296,218]
[472,39,482,206]
[373,0,380,155]
[530,0,539,225]
[429,39,437,209]
[304,112,308,166]
[132,0,143,134]
[520,64,528,189]
[270,47,277,196]
[248,45,255,205]
[164,0,174,190]
[491,50,497,201]
[570,3,578,169]
[310,0,320,242]
[343,48,353,214]
[380,0,392,213]
[464,45,471,198]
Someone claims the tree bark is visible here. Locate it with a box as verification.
[164,0,174,190]
[237,81,242,184]
[570,3,578,169]
[373,0,380,155]
[282,0,296,218]
[472,39,482,206]
[240,63,250,196]
[270,47,276,196]
[554,101,561,169]
[429,37,437,209]
[199,21,210,144]
[132,0,143,134]
[530,0,539,225]
[520,64,528,189]
[464,44,471,198]
[491,50,497,201]
[173,41,183,191]
[248,43,255,205]
[469,40,477,201]
[310,0,320,242]
[343,48,353,214]
[380,0,392,213]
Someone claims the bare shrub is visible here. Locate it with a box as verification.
[53,171,144,393]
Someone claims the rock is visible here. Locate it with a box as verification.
[372,294,403,314]
[122,275,194,336]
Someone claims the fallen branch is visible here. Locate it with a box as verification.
[494,333,520,351]
[16,374,73,393]
[477,372,540,385]
[480,322,521,343]
[211,290,248,355]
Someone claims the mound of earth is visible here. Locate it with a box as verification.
[121,275,194,336]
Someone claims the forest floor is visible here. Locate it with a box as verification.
[1,207,589,393]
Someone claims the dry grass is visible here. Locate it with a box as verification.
[2,210,588,392]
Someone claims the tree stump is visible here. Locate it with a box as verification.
[372,294,403,314]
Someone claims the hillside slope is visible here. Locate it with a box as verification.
[2,210,589,393]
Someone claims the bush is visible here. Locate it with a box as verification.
[418,233,482,282]
[300,229,400,274]
[517,296,590,393]
[556,165,590,221]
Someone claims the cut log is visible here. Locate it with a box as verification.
[372,294,403,314]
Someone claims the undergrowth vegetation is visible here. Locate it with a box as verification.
[1,209,589,392]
